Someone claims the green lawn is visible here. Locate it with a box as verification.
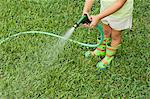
[0,0,150,98]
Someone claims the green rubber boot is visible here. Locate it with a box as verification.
[85,37,111,58]
[96,44,121,70]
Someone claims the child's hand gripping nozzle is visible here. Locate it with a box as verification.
[73,14,104,47]
[73,14,104,58]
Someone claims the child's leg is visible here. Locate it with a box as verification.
[92,24,112,54]
[96,28,122,70]
[102,23,112,38]
[87,24,112,57]
[111,29,121,47]
[85,24,112,57]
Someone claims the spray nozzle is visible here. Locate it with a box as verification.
[73,14,91,28]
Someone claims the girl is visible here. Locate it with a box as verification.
[83,0,133,70]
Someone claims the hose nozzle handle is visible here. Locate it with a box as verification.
[73,14,91,28]
[81,14,91,24]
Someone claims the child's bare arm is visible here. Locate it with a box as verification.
[83,0,94,14]
[98,0,127,19]
[90,0,127,27]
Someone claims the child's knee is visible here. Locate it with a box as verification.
[103,24,112,36]
[111,30,121,41]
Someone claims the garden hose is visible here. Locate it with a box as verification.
[0,14,104,48]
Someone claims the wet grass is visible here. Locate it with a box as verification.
[0,0,150,98]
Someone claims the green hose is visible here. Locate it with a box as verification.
[96,24,104,45]
[0,25,104,48]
